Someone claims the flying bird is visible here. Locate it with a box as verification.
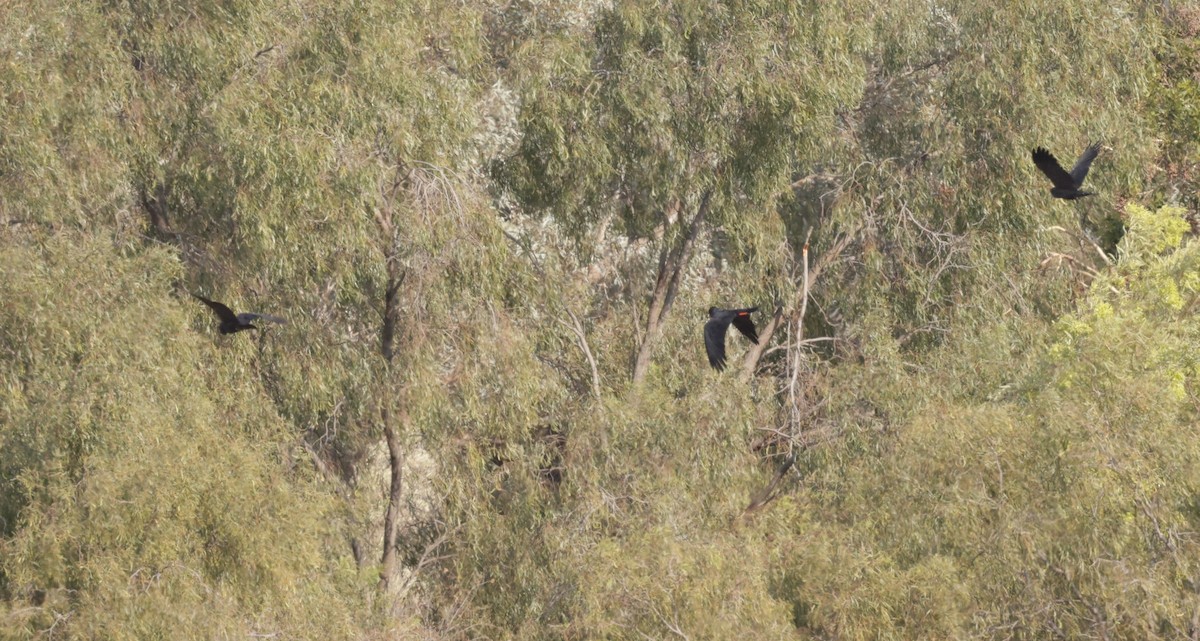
[1031,142,1101,200]
[704,306,759,371]
[193,294,286,335]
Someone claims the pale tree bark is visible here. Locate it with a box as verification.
[739,229,856,382]
[740,238,811,519]
[377,401,405,591]
[740,229,858,517]
[786,239,811,428]
[631,190,712,386]
[559,310,602,400]
[738,306,783,383]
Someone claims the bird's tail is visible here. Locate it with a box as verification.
[241,313,287,325]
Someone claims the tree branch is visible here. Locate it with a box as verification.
[376,164,409,593]
[739,306,782,383]
[632,190,712,385]
[740,453,796,517]
[558,310,602,400]
[787,235,811,425]
[377,403,406,591]
[740,229,855,380]
[660,190,712,320]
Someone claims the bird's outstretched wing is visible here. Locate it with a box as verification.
[193,294,238,325]
[237,312,286,325]
[704,317,730,371]
[730,308,759,344]
[1069,142,1101,184]
[1032,147,1076,190]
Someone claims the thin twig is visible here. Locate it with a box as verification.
[502,226,602,398]
[394,523,463,599]
[759,337,837,358]
[741,453,797,517]
[1049,225,1112,266]
[557,310,602,400]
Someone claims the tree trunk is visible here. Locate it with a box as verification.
[631,190,712,385]
[381,270,404,362]
[739,306,783,383]
[377,404,405,591]
[739,230,855,381]
[377,265,406,591]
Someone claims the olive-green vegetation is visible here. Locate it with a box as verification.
[3,0,1199,638]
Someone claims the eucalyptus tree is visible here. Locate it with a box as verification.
[812,0,1162,351]
[140,0,509,592]
[67,0,522,601]
[496,0,866,386]
[5,0,1200,638]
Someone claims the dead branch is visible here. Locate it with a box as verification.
[741,228,855,380]
[740,454,797,518]
[739,305,784,382]
[787,234,811,427]
[558,310,603,400]
[394,523,463,600]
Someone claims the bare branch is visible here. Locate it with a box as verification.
[787,233,812,427]
[1040,251,1120,295]
[378,404,406,591]
[741,227,856,380]
[1048,224,1112,267]
[758,337,838,359]
[740,454,796,517]
[739,306,783,382]
[501,228,601,398]
[394,523,463,600]
[558,310,603,400]
[808,228,858,284]
[633,190,712,385]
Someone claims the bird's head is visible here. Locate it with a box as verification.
[707,306,717,317]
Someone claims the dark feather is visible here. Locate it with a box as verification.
[730,310,760,344]
[194,294,285,335]
[1068,142,1101,184]
[704,317,730,370]
[1032,143,1102,200]
[704,306,760,371]
[1031,147,1075,190]
[193,294,238,325]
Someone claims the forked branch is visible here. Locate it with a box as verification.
[632,190,713,385]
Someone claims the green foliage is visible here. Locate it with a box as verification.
[497,0,862,240]
[1149,5,1200,214]
[4,0,1200,639]
[0,232,369,639]
[0,0,130,225]
[768,204,1200,639]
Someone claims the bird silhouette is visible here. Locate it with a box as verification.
[1031,142,1101,200]
[704,306,759,371]
[193,294,286,335]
